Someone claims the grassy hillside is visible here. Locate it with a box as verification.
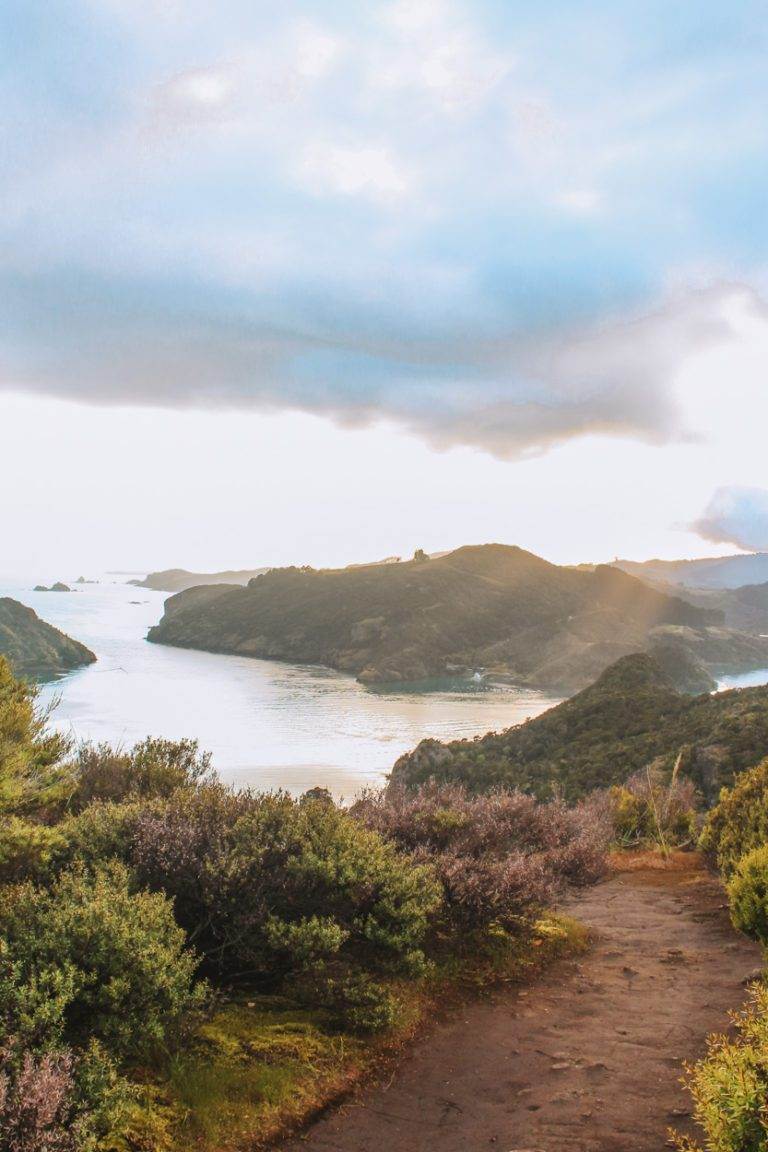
[390,653,768,801]
[146,544,745,693]
[0,597,96,680]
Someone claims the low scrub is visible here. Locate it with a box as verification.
[674,982,768,1152]
[0,861,206,1058]
[700,758,768,875]
[0,1040,133,1152]
[727,846,768,945]
[351,783,608,935]
[63,737,214,812]
[607,762,699,851]
[128,785,441,997]
[0,656,70,815]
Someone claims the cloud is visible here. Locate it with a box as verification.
[2,1,768,460]
[298,142,411,201]
[692,487,768,552]
[0,270,753,459]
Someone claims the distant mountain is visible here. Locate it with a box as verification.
[390,653,768,801]
[0,598,96,680]
[146,543,768,693]
[613,553,768,590]
[661,582,768,635]
[129,567,270,593]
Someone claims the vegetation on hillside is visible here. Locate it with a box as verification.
[392,653,768,801]
[147,543,753,693]
[0,656,602,1151]
[672,759,768,1151]
[0,598,95,681]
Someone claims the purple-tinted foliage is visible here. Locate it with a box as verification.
[127,783,440,979]
[351,783,609,933]
[0,1046,78,1152]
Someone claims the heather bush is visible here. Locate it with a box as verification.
[607,762,699,851]
[0,862,206,1058]
[64,737,213,812]
[0,1040,133,1152]
[700,758,768,875]
[128,784,440,991]
[727,846,768,945]
[351,783,608,934]
[673,982,768,1152]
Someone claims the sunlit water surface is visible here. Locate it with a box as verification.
[1,576,561,798]
[718,668,768,690]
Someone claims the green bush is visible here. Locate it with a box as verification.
[700,759,768,875]
[0,861,206,1057]
[129,786,441,1023]
[0,816,67,882]
[64,737,213,812]
[56,799,145,871]
[0,656,70,815]
[728,846,768,945]
[326,974,398,1033]
[674,982,768,1151]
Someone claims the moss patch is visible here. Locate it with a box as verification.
[139,914,586,1151]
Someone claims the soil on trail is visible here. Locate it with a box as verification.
[282,862,762,1152]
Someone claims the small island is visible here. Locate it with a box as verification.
[34,581,73,592]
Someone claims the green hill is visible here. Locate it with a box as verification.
[390,653,768,801]
[0,598,96,680]
[143,543,768,693]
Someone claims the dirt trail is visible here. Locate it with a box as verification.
[282,862,762,1152]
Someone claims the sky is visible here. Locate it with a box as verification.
[2,0,768,575]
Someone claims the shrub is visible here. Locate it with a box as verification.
[0,818,67,883]
[0,862,206,1057]
[608,763,699,850]
[325,974,398,1034]
[673,982,768,1152]
[0,657,70,815]
[700,758,768,875]
[351,783,608,935]
[0,1040,133,1152]
[64,737,213,812]
[727,846,768,945]
[128,785,441,994]
[56,800,145,872]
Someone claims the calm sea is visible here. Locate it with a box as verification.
[1,575,561,798]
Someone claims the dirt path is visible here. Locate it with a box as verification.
[282,862,762,1152]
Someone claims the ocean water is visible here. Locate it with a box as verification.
[718,668,768,690]
[1,576,560,798]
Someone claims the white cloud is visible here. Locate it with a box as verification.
[293,21,343,80]
[299,143,411,201]
[693,487,768,551]
[552,188,605,216]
